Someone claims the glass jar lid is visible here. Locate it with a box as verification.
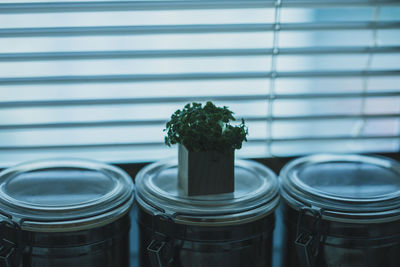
[0,158,134,232]
[135,159,279,226]
[280,154,400,223]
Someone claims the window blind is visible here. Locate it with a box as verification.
[0,0,399,167]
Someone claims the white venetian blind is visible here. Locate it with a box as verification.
[0,0,399,167]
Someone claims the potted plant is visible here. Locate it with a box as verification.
[164,101,248,196]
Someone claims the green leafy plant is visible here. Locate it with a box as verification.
[164,101,248,152]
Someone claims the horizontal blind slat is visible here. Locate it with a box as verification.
[255,135,400,142]
[1,0,399,14]
[1,22,399,38]
[1,70,399,85]
[1,46,400,61]
[0,91,399,108]
[0,114,399,130]
[0,135,398,150]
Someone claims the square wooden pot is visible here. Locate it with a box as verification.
[178,144,234,196]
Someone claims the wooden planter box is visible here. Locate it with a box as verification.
[178,144,234,196]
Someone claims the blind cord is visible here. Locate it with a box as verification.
[352,5,380,137]
[267,0,282,157]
